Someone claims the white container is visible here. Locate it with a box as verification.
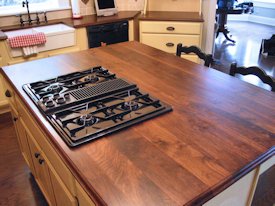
[5,23,76,57]
[71,0,82,19]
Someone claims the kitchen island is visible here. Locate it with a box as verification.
[1,41,274,206]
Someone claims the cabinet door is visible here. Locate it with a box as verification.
[249,156,275,206]
[203,168,258,206]
[49,164,78,206]
[0,74,9,111]
[10,108,35,174]
[27,133,56,206]
[76,181,96,206]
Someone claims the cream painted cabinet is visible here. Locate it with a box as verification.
[0,40,10,67]
[5,78,79,206]
[50,164,78,206]
[28,133,57,206]
[139,20,202,63]
[0,74,9,114]
[203,169,258,206]
[28,129,78,206]
[10,107,35,174]
[203,156,275,206]
[17,98,78,206]
[76,181,96,206]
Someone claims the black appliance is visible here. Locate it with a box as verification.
[23,66,172,147]
[87,21,128,48]
[260,35,275,56]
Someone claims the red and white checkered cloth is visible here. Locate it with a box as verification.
[8,32,46,48]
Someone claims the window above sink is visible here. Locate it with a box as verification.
[0,0,71,16]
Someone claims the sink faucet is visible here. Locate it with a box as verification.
[22,0,32,25]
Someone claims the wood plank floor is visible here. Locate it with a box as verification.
[212,21,275,90]
[0,112,48,206]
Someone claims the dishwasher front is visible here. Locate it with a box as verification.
[86,20,129,48]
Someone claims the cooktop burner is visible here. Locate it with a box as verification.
[23,66,172,147]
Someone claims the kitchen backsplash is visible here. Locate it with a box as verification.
[117,0,144,11]
[79,0,145,16]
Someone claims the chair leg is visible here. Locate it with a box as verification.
[223,31,235,43]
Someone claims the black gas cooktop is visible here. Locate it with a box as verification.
[23,66,172,147]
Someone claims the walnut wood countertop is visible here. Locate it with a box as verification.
[139,11,204,22]
[1,11,140,32]
[1,41,274,206]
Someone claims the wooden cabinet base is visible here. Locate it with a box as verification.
[5,80,80,206]
[0,102,10,114]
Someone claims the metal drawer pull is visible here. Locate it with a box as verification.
[39,159,45,164]
[5,90,12,98]
[166,26,175,31]
[166,43,174,47]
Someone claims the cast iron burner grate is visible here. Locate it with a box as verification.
[70,79,133,100]
[22,66,172,147]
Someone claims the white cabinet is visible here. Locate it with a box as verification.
[203,169,257,206]
[203,156,275,206]
[6,80,78,206]
[0,74,9,114]
[28,133,57,206]
[140,20,202,63]
[75,181,96,206]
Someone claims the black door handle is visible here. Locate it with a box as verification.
[166,26,175,31]
[34,153,40,158]
[166,43,175,47]
[39,159,44,164]
[5,90,12,98]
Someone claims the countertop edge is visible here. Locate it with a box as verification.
[186,146,275,206]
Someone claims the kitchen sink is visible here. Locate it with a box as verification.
[5,23,76,57]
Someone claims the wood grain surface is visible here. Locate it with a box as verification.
[1,41,274,206]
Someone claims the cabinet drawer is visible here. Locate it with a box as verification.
[16,96,76,195]
[140,33,200,54]
[140,21,202,35]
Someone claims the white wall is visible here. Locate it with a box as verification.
[201,0,216,54]
[228,0,275,26]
